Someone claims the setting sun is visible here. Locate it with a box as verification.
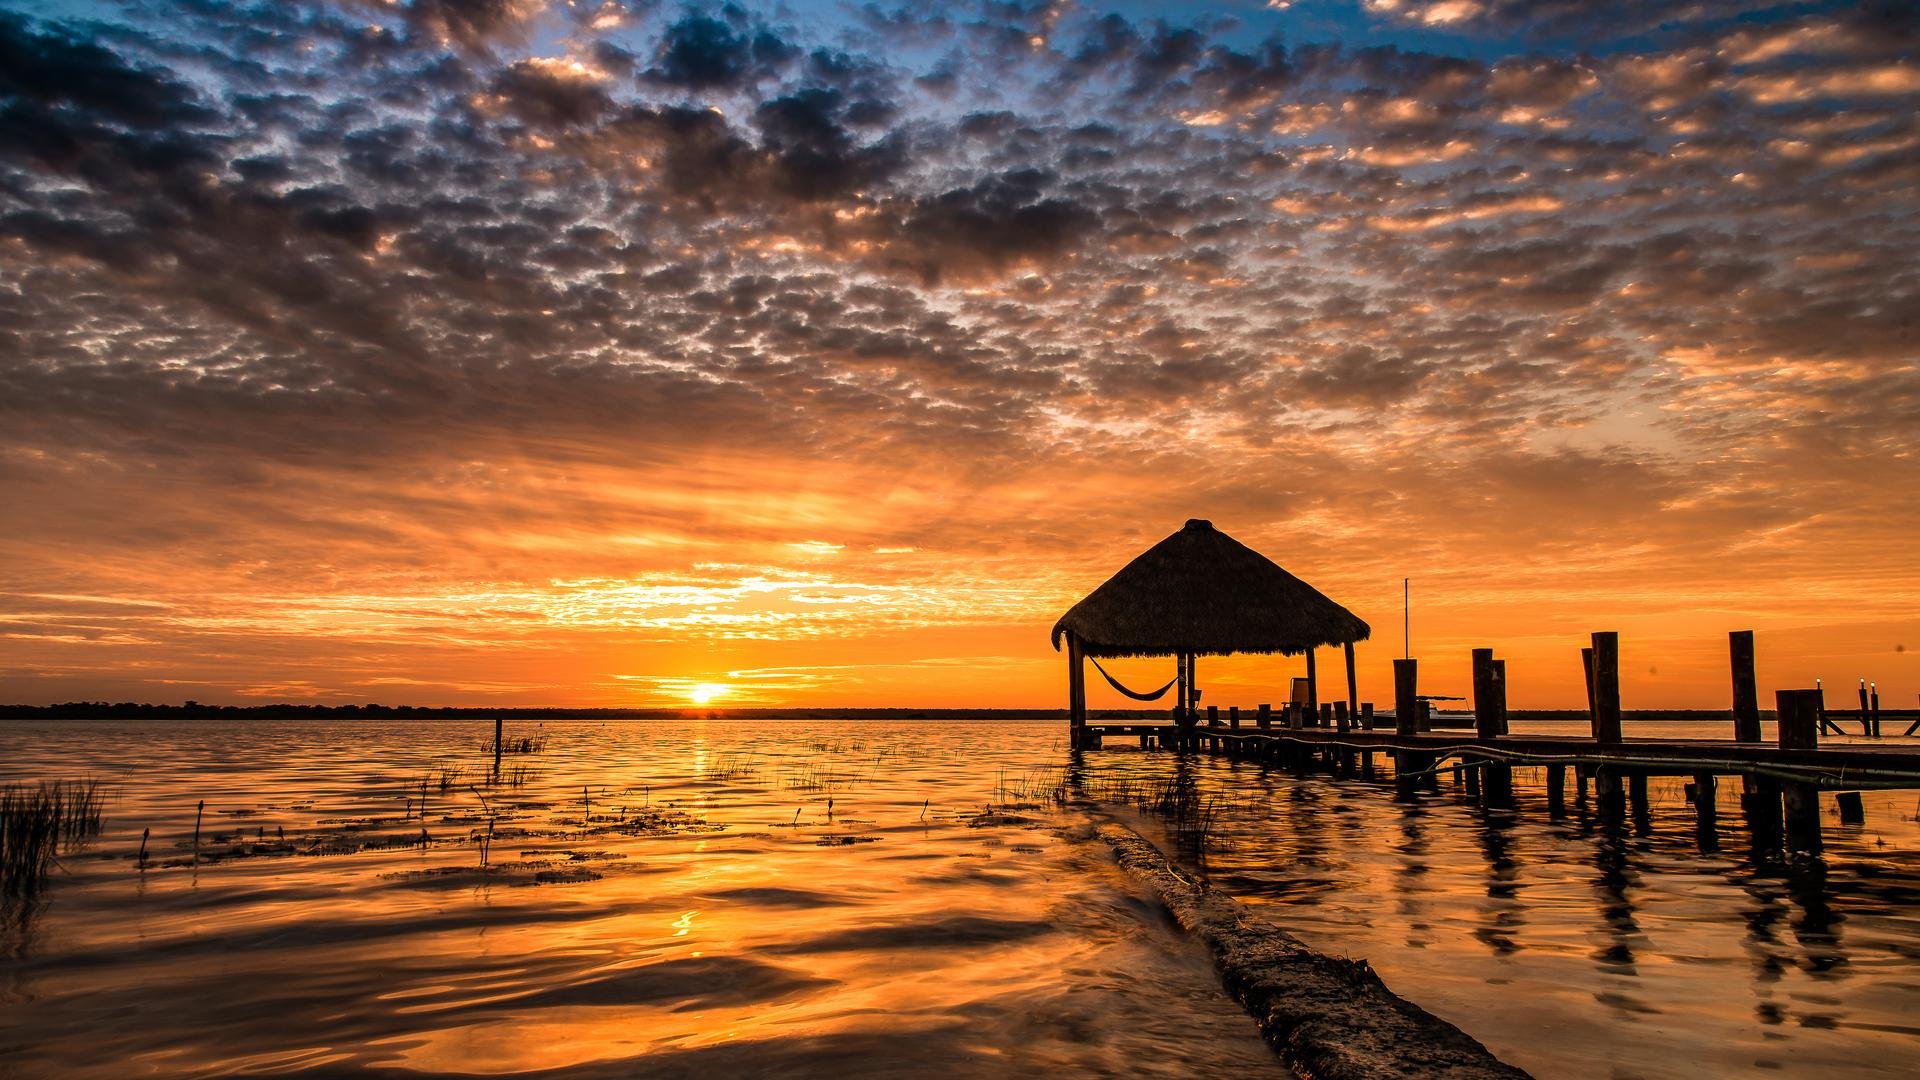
[688,683,728,706]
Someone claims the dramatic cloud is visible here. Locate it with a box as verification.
[0,0,1914,708]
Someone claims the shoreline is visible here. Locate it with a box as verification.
[1094,819,1531,1080]
[4,705,1805,723]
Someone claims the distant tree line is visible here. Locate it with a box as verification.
[1,702,1145,721]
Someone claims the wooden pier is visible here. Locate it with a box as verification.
[1052,520,1915,855]
[1070,630,1920,855]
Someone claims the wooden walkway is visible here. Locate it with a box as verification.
[1077,717,1920,853]
[1080,722,1920,785]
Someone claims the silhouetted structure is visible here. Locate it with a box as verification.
[1052,519,1370,748]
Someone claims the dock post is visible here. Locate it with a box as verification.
[1782,781,1821,854]
[1257,703,1271,730]
[1595,766,1625,822]
[1229,706,1240,730]
[1870,686,1880,737]
[1547,764,1566,818]
[1692,772,1717,828]
[1492,659,1509,736]
[1592,632,1622,743]
[1463,759,1481,798]
[1745,776,1783,853]
[1334,701,1350,732]
[1473,650,1513,807]
[1581,646,1597,723]
[1729,631,1761,742]
[1472,648,1498,738]
[1858,680,1870,734]
[1777,688,1820,751]
[1575,765,1590,804]
[1207,704,1219,727]
[1836,791,1865,824]
[1628,772,1651,833]
[1393,659,1418,736]
[1777,688,1824,853]
[1692,772,1719,851]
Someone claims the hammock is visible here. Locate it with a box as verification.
[1089,657,1179,702]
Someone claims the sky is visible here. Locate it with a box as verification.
[1,0,1915,711]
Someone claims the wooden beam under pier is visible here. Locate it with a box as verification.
[1069,722,1920,789]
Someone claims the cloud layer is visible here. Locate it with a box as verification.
[1,0,1915,707]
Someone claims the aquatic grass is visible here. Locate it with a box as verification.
[1,780,105,905]
[703,752,761,781]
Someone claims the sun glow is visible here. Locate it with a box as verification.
[689,683,728,705]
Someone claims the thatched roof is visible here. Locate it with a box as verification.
[1051,519,1370,658]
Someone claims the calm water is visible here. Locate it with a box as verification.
[1084,719,1920,1079]
[0,718,1276,1078]
[2,718,1917,1079]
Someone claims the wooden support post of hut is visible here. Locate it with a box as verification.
[1343,640,1359,718]
[1066,631,1089,749]
[1051,519,1369,753]
[1592,631,1622,744]
[1305,648,1320,716]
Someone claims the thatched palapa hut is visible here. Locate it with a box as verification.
[1052,519,1370,747]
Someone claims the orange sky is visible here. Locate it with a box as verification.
[2,2,1916,710]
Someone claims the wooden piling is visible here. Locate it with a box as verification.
[1745,776,1783,852]
[1628,772,1650,831]
[1776,688,1823,852]
[1835,791,1864,824]
[1334,701,1350,732]
[1360,702,1375,731]
[1484,760,1514,808]
[1782,780,1822,854]
[1547,764,1566,818]
[494,716,504,777]
[1208,704,1219,727]
[1491,660,1509,736]
[1724,630,1760,742]
[1595,767,1626,822]
[1694,773,1720,850]
[1229,705,1240,730]
[1257,703,1271,730]
[1777,688,1821,750]
[1692,772,1717,830]
[1472,648,1498,739]
[1393,658,1418,737]
[1467,650,1513,806]
[1592,632,1622,744]
[1581,646,1597,722]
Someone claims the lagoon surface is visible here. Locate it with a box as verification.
[3,717,1917,1078]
